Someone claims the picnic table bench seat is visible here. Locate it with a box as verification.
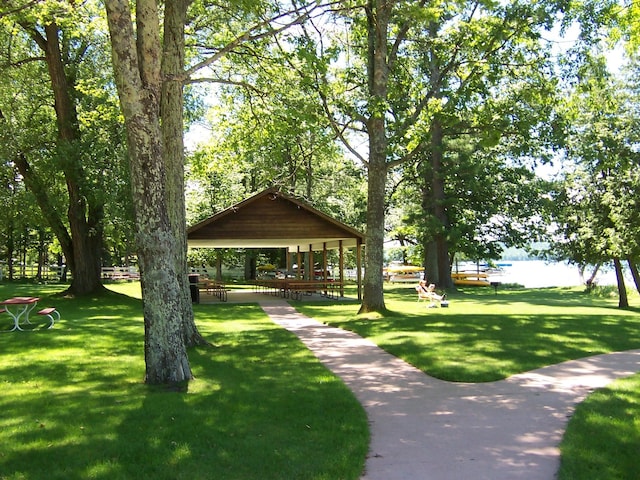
[253,279,343,300]
[37,307,59,328]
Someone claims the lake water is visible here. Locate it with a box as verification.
[489,260,632,288]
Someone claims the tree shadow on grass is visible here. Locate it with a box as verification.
[0,303,368,480]
[297,289,640,383]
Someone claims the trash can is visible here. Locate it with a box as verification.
[188,274,200,304]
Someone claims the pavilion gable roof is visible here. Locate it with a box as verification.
[187,188,365,251]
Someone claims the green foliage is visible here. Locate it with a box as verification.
[588,284,621,298]
[357,0,565,267]
[0,0,131,270]
[547,60,640,268]
[185,19,368,231]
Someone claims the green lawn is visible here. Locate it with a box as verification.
[0,282,368,480]
[558,374,640,480]
[293,284,640,382]
[2,281,640,479]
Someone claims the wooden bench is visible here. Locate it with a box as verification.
[37,307,59,329]
[253,279,343,300]
[288,282,320,300]
[254,279,289,297]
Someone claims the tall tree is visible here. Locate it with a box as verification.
[411,1,564,286]
[294,0,426,312]
[0,0,118,294]
[162,0,205,347]
[105,0,325,383]
[289,0,565,311]
[548,55,640,307]
[105,0,193,383]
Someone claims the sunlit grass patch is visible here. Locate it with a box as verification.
[559,373,640,480]
[294,285,640,382]
[292,284,640,477]
[0,283,368,480]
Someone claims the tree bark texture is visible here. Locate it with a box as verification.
[423,240,439,284]
[429,119,454,289]
[614,258,629,308]
[105,0,192,384]
[360,158,387,313]
[627,257,640,294]
[161,0,206,347]
[359,0,390,314]
[14,154,73,263]
[423,20,454,290]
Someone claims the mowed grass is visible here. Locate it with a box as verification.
[293,282,640,480]
[558,374,640,480]
[293,284,640,382]
[4,281,640,480]
[0,282,368,480]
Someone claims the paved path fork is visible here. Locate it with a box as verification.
[260,300,640,480]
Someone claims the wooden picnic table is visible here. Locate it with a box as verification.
[198,279,228,302]
[253,279,343,300]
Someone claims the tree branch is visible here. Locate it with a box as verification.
[0,0,40,19]
[184,1,337,82]
[184,76,262,94]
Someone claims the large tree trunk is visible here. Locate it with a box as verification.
[244,252,257,280]
[162,0,207,347]
[627,257,640,294]
[419,122,454,289]
[424,20,454,290]
[429,119,454,289]
[423,240,439,284]
[14,153,73,262]
[19,22,105,294]
[614,258,629,308]
[106,0,192,384]
[358,0,390,314]
[360,157,387,313]
[215,252,223,281]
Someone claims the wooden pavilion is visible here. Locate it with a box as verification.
[186,188,365,299]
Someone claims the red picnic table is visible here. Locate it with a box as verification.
[1,297,41,332]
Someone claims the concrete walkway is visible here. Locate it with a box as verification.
[259,299,640,480]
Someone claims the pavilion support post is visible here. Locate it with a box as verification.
[297,247,302,279]
[308,244,313,280]
[323,243,328,296]
[286,248,291,274]
[339,240,344,297]
[323,243,328,280]
[357,239,363,301]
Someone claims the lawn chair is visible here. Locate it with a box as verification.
[416,281,446,308]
